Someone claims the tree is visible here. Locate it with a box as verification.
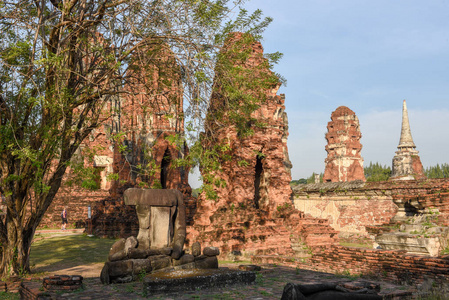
[0,0,277,277]
[364,162,391,182]
[306,172,322,184]
[425,163,449,178]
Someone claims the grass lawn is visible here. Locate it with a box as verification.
[30,234,117,274]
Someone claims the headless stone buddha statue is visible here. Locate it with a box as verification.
[124,188,186,259]
[101,188,219,284]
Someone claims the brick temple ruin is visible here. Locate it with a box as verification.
[34,34,449,287]
[40,40,195,230]
[188,32,337,260]
[323,106,366,182]
[288,178,449,285]
[391,100,426,180]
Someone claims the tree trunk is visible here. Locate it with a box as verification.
[0,216,34,277]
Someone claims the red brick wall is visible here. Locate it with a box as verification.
[310,246,449,285]
[252,245,449,285]
[38,187,109,229]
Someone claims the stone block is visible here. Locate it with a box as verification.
[149,255,172,270]
[108,238,126,260]
[172,254,194,266]
[148,247,172,256]
[132,259,152,275]
[107,260,133,277]
[109,250,127,262]
[150,206,172,248]
[143,269,256,294]
[125,236,138,254]
[203,247,220,257]
[192,242,201,257]
[100,263,110,284]
[194,255,218,269]
[173,262,195,270]
[128,248,149,259]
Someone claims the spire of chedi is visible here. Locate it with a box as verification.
[391,100,426,180]
[398,100,416,150]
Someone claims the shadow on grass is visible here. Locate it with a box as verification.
[30,235,116,274]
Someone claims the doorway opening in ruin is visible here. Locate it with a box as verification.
[93,167,105,190]
[254,154,264,209]
[160,148,171,189]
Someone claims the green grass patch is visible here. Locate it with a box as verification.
[218,260,252,264]
[30,234,116,272]
[0,291,20,300]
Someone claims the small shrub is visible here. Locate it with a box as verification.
[138,269,147,281]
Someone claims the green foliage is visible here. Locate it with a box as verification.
[306,172,323,184]
[191,188,201,198]
[425,163,449,179]
[0,292,20,300]
[290,178,307,185]
[0,0,281,276]
[364,162,391,182]
[138,269,147,282]
[276,202,290,212]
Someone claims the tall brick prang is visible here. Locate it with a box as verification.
[88,40,196,237]
[391,100,426,180]
[323,106,365,182]
[188,33,337,260]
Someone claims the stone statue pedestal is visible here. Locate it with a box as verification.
[100,188,220,284]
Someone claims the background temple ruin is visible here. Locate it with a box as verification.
[323,106,366,183]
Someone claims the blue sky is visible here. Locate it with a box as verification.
[241,0,449,180]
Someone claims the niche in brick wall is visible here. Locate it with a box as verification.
[254,154,264,209]
[160,148,171,189]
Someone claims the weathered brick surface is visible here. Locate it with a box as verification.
[310,246,449,285]
[189,202,338,261]
[19,281,49,300]
[323,106,365,183]
[253,245,449,285]
[293,179,449,237]
[42,275,83,292]
[38,188,109,229]
[196,32,293,215]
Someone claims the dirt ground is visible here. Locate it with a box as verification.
[24,230,421,299]
[30,261,419,299]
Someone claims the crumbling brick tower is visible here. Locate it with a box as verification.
[391,100,425,180]
[323,106,366,182]
[73,39,191,194]
[113,40,191,195]
[199,32,292,214]
[87,40,196,236]
[188,33,337,260]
